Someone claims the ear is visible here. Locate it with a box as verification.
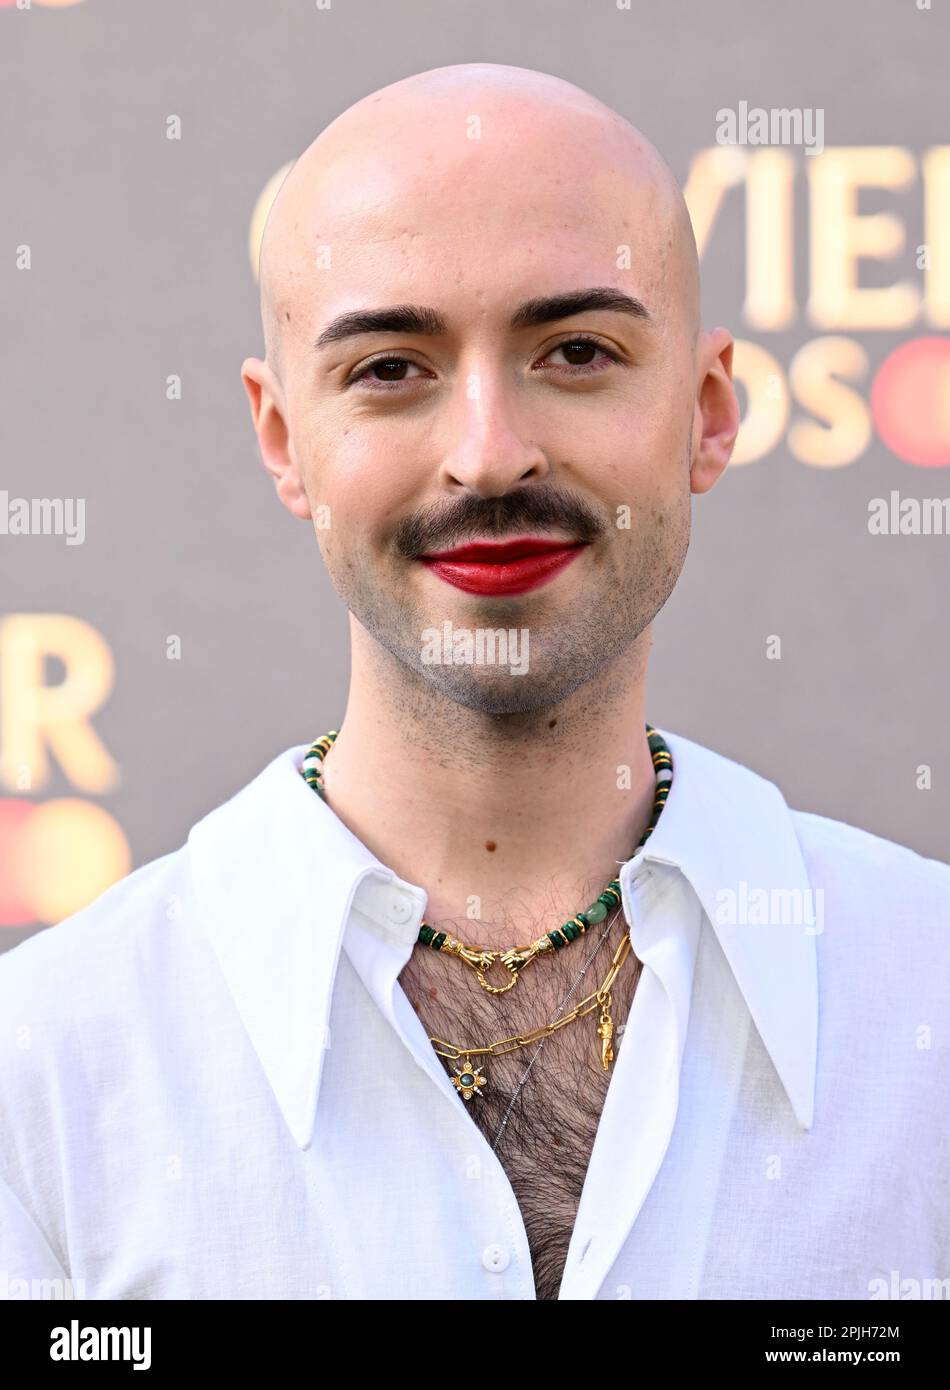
[240,358,312,520]
[690,327,741,495]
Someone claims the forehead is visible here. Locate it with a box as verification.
[267,131,679,336]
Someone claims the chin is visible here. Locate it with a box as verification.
[414,661,597,716]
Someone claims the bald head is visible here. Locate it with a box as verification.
[256,63,699,388]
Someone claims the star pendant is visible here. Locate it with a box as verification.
[451,1056,488,1102]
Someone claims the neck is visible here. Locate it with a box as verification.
[318,618,658,949]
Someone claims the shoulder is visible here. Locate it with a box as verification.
[661,724,950,952]
[790,805,950,900]
[0,844,196,1029]
[664,724,950,908]
[787,807,950,994]
[0,842,211,1269]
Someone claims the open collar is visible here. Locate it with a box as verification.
[188,727,818,1149]
[625,728,818,1130]
[188,744,398,1149]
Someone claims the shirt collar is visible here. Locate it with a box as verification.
[625,728,818,1131]
[188,726,817,1149]
[188,744,413,1150]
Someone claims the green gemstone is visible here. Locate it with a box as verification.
[585,901,608,923]
[459,1072,475,1087]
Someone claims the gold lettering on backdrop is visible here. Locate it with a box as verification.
[787,337,872,467]
[744,151,796,330]
[923,148,950,325]
[682,145,950,465]
[682,146,747,260]
[0,614,119,794]
[807,147,919,330]
[729,341,789,465]
[684,144,950,332]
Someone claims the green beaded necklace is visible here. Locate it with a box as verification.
[300,724,673,995]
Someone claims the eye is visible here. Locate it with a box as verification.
[343,335,622,392]
[345,356,431,390]
[537,336,621,376]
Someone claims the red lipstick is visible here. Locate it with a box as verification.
[417,536,588,596]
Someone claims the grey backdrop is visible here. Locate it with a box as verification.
[2,0,948,951]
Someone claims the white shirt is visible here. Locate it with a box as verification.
[1,726,948,1301]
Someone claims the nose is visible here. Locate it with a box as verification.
[437,367,550,496]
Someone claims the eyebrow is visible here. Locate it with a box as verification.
[313,286,652,350]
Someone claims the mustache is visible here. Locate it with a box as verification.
[393,487,604,559]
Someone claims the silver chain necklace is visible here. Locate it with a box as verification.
[489,903,628,1153]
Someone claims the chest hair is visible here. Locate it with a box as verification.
[398,917,642,1300]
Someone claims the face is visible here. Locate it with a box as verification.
[244,112,737,713]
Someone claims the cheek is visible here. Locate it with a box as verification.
[296,405,380,493]
[585,366,684,456]
[301,427,416,543]
[573,399,683,496]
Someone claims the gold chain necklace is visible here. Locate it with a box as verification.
[300,724,672,996]
[486,907,627,1145]
[298,727,671,1099]
[432,919,634,1100]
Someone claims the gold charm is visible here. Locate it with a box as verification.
[499,944,538,976]
[596,999,614,1072]
[473,961,520,994]
[451,1056,488,1101]
[448,939,546,994]
[472,945,538,994]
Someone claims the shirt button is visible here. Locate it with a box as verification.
[481,1244,510,1272]
[386,893,416,925]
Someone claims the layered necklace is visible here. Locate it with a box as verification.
[300,725,672,1102]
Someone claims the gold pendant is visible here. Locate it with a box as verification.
[474,962,519,994]
[451,1056,488,1102]
[454,939,544,994]
[472,945,536,994]
[597,1001,614,1072]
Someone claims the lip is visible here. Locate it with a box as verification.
[417,535,588,596]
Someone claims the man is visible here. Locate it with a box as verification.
[1,62,948,1303]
